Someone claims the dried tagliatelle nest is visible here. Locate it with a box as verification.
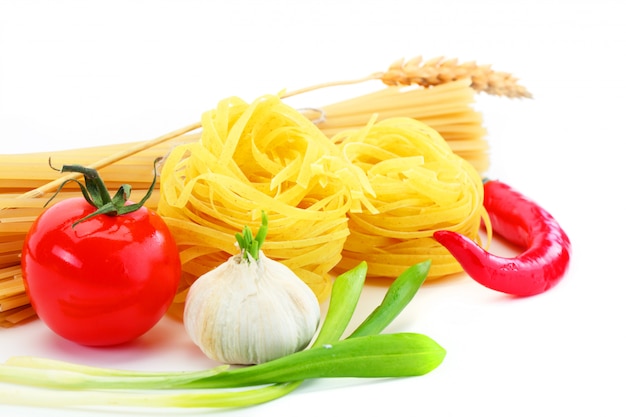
[332,116,488,279]
[157,94,375,318]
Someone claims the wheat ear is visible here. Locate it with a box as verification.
[283,56,532,99]
[375,56,532,99]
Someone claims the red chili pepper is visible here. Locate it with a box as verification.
[433,180,571,296]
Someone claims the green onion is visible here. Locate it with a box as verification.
[350,259,431,338]
[0,382,301,409]
[311,260,368,347]
[0,260,445,409]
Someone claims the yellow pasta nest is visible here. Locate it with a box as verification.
[158,94,486,315]
[157,94,373,316]
[333,117,486,279]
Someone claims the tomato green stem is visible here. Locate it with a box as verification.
[46,157,161,226]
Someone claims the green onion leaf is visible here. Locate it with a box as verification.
[0,261,445,409]
[349,259,431,338]
[311,261,367,347]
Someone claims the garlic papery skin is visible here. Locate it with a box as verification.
[183,250,321,365]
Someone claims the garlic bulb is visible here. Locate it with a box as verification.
[183,215,321,365]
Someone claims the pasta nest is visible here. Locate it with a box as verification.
[333,117,486,279]
[158,94,486,312]
[157,94,372,312]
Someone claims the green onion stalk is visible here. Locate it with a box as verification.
[0,260,444,409]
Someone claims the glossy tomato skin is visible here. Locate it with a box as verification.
[22,198,181,346]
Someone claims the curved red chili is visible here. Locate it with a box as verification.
[433,180,571,296]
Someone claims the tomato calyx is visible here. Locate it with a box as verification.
[46,157,162,226]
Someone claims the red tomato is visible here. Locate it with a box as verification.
[21,198,181,346]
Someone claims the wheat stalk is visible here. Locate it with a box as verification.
[284,56,532,99]
[375,56,532,98]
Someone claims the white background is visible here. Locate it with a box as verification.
[1,0,625,416]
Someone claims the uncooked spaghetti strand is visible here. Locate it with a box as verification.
[0,305,36,327]
[17,122,200,199]
[318,80,475,118]
[318,103,477,131]
[0,137,188,171]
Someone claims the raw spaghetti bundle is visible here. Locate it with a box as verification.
[157,94,374,318]
[300,80,489,174]
[333,116,487,279]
